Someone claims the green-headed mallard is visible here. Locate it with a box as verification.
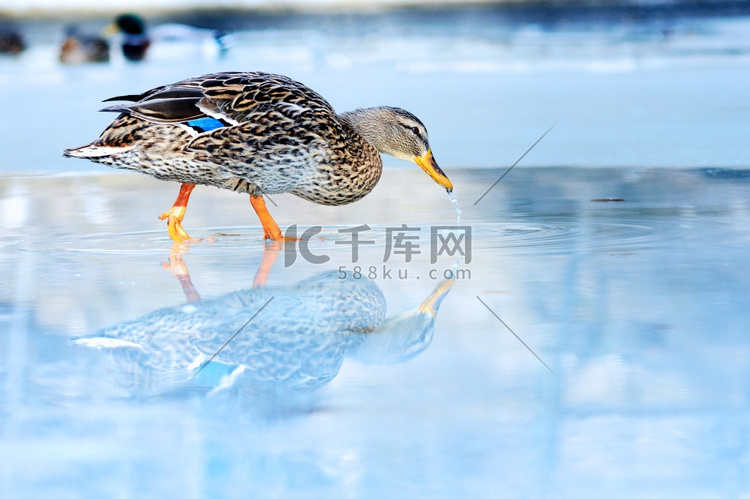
[106,13,229,62]
[63,71,452,242]
[107,13,150,61]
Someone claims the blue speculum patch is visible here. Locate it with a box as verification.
[187,117,225,132]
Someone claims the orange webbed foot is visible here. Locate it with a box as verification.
[262,233,302,243]
[159,184,214,244]
[264,227,324,243]
[158,206,214,244]
[159,205,193,242]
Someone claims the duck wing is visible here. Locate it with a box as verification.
[193,72,336,123]
[100,71,336,127]
[99,72,349,190]
[101,84,207,123]
[182,73,345,179]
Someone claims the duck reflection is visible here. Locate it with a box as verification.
[74,247,452,398]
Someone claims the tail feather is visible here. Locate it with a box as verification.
[63,143,133,159]
[62,145,85,158]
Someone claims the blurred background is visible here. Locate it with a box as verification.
[1,0,749,172]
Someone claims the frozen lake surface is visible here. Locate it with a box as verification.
[2,4,750,498]
[3,168,750,497]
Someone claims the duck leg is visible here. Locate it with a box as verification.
[159,183,196,242]
[252,244,280,288]
[250,195,283,240]
[161,252,201,303]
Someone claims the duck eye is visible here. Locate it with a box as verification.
[410,126,420,136]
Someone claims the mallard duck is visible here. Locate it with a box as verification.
[0,30,25,55]
[73,268,452,397]
[63,71,452,242]
[73,270,386,395]
[106,13,229,62]
[59,26,109,64]
[108,13,150,61]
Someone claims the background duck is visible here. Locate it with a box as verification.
[0,30,25,55]
[108,13,149,61]
[149,22,231,59]
[59,26,109,64]
[107,13,230,62]
[63,71,452,242]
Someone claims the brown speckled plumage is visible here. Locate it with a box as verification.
[63,71,452,241]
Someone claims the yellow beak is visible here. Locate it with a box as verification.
[418,278,455,316]
[414,149,453,192]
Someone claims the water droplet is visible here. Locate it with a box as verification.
[447,191,462,225]
[446,191,462,274]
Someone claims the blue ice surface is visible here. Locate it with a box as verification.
[3,165,750,498]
